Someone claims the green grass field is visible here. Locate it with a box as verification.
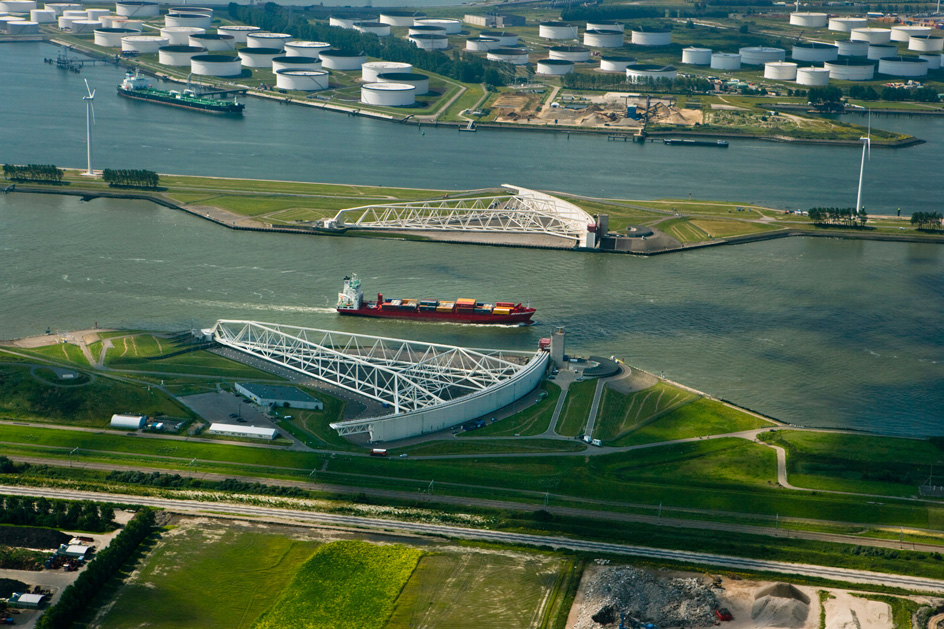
[556,380,597,437]
[252,540,422,629]
[595,383,697,443]
[611,398,774,447]
[397,439,586,456]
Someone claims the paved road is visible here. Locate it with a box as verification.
[583,379,605,440]
[3,484,943,593]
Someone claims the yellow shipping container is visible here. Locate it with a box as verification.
[436,305,454,313]
[493,307,511,315]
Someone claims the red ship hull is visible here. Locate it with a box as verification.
[337,306,535,324]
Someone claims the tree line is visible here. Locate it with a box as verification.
[808,207,868,227]
[102,169,159,188]
[911,211,942,230]
[228,3,506,86]
[36,508,156,629]
[0,495,115,533]
[105,469,308,497]
[849,84,939,103]
[2,164,64,182]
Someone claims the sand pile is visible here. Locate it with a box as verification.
[824,592,892,629]
[751,583,810,628]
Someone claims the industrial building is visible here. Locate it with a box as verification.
[463,13,524,28]
[207,423,278,440]
[111,413,146,429]
[235,383,323,410]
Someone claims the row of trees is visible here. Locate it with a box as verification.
[104,469,308,497]
[911,211,943,230]
[37,509,156,629]
[849,85,940,103]
[2,164,64,182]
[0,495,115,533]
[228,3,505,86]
[102,169,159,188]
[808,207,868,227]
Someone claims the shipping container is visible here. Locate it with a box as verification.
[436,305,454,313]
[456,298,476,306]
[390,299,402,306]
[493,307,511,315]
[496,301,515,308]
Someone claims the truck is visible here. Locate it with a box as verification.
[369,448,387,457]
[591,439,603,447]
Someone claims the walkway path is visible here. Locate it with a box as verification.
[583,379,605,440]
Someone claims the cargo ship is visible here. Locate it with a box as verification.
[117,71,244,115]
[662,138,728,147]
[336,275,535,324]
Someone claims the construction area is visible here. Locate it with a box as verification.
[491,91,702,129]
[567,564,900,629]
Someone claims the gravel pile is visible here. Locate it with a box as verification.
[575,566,720,628]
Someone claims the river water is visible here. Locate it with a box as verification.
[1,42,943,437]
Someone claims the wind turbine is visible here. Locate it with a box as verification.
[854,110,870,216]
[82,78,95,176]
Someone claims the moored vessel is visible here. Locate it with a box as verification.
[116,70,244,114]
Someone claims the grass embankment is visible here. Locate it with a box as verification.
[556,380,596,437]
[594,382,697,443]
[104,334,275,380]
[252,540,422,629]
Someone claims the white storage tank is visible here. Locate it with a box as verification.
[829,17,867,32]
[114,1,158,17]
[110,414,146,430]
[891,25,930,42]
[170,6,211,15]
[99,14,122,27]
[121,34,168,52]
[6,18,36,32]
[549,45,590,62]
[764,61,797,80]
[631,27,671,46]
[377,71,429,94]
[158,44,206,66]
[275,69,329,91]
[466,36,498,51]
[354,21,391,36]
[30,8,54,22]
[796,67,830,85]
[164,12,211,29]
[415,18,461,34]
[878,55,929,77]
[487,47,529,65]
[481,30,517,46]
[190,32,235,51]
[56,14,74,28]
[160,25,204,45]
[190,53,241,77]
[682,47,712,65]
[111,18,142,31]
[792,41,839,62]
[319,50,366,70]
[536,58,574,75]
[62,9,85,17]
[44,3,79,15]
[920,53,942,69]
[599,55,636,72]
[837,39,869,56]
[790,12,828,27]
[410,33,448,50]
[539,21,577,40]
[361,82,416,106]
[246,32,291,50]
[94,26,136,46]
[739,46,785,64]
[824,58,875,80]
[85,8,108,20]
[850,28,891,44]
[867,44,898,60]
[284,40,330,57]
[909,35,944,52]
[583,29,624,48]
[378,10,423,27]
[271,55,321,72]
[711,52,741,70]
[626,64,677,82]
[0,0,35,11]
[70,19,101,33]
[586,20,624,32]
[238,47,280,68]
[328,15,357,29]
[217,24,260,43]
[409,24,446,36]
[362,60,412,82]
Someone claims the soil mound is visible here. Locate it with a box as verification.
[752,582,811,628]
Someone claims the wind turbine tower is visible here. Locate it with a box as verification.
[854,111,871,216]
[83,79,96,176]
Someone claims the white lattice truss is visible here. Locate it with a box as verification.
[211,320,536,423]
[331,185,594,245]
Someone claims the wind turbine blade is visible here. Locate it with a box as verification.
[84,78,93,98]
[91,88,96,99]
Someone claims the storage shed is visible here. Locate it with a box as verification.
[111,414,146,429]
[207,423,278,440]
[235,383,323,410]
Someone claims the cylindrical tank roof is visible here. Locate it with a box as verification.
[891,25,931,42]
[792,41,839,62]
[790,12,828,27]
[796,67,830,85]
[376,71,429,94]
[379,9,424,16]
[414,17,461,34]
[682,47,712,65]
[362,61,412,81]
[867,44,898,60]
[272,55,321,72]
[739,46,786,64]
[850,28,892,44]
[836,39,869,56]
[276,69,329,91]
[487,48,529,64]
[537,58,574,75]
[764,61,798,80]
[121,34,169,52]
[409,24,446,34]
[829,17,867,32]
[599,55,636,71]
[909,35,944,52]
[587,20,624,31]
[920,53,941,69]
[410,33,447,39]
[878,55,929,76]
[824,58,875,80]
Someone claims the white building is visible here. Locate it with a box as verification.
[234,383,323,410]
[110,414,146,429]
[207,422,278,440]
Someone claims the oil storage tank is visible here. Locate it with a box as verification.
[190,53,241,77]
[158,44,206,66]
[6,18,36,32]
[246,32,291,50]
[796,67,830,85]
[0,0,35,12]
[466,37,498,51]
[362,60,411,82]
[549,45,590,62]
[764,61,797,80]
[790,12,827,27]
[329,15,358,29]
[190,32,235,51]
[599,55,636,71]
[481,30,517,46]
[284,40,330,57]
[238,47,280,68]
[792,42,838,62]
[56,14,75,29]
[829,17,867,32]
[682,47,712,65]
[909,35,944,52]
[824,58,875,80]
[583,29,623,48]
[837,39,869,56]
[45,3,81,15]
[379,10,423,27]
[319,50,366,70]
[415,18,461,34]
[29,8,54,22]
[111,18,142,31]
[739,46,785,64]
[169,6,212,16]
[160,25,203,45]
[94,26,136,46]
[587,20,623,32]
[626,64,677,82]
[271,55,321,72]
[361,82,416,106]
[164,12,211,29]
[115,1,158,17]
[891,25,930,42]
[867,44,898,60]
[920,53,941,69]
[878,55,929,76]
[217,24,259,43]
[121,34,168,53]
[711,52,741,70]
[276,69,328,91]
[70,19,101,33]
[410,33,448,49]
[850,28,891,44]
[85,8,108,20]
[409,24,445,36]
[631,26,671,46]
[354,21,391,36]
[377,71,429,94]
[487,47,529,64]
[536,58,574,75]
[539,21,577,40]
